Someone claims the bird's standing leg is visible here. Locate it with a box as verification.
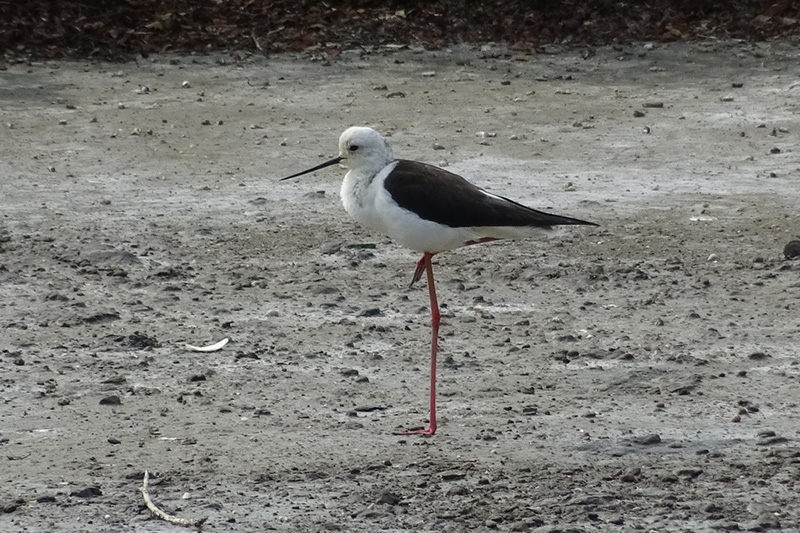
[396,252,439,436]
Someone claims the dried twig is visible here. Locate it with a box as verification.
[251,29,266,57]
[140,470,207,528]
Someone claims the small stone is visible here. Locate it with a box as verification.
[720,96,734,102]
[421,71,436,77]
[378,491,401,505]
[99,395,122,405]
[783,240,800,259]
[632,434,661,445]
[432,143,445,150]
[642,102,663,108]
[757,436,789,446]
[108,437,121,444]
[70,486,102,498]
[770,147,781,154]
[117,103,126,109]
[182,81,191,88]
[633,110,646,117]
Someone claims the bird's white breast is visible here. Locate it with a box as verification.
[340,161,483,253]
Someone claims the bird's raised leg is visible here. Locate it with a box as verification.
[410,253,431,287]
[396,252,439,436]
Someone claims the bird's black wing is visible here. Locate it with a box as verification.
[384,160,597,229]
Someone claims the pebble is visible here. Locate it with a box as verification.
[421,71,436,77]
[432,143,445,150]
[99,395,122,405]
[70,486,102,498]
[632,433,661,445]
[181,80,191,88]
[633,110,646,117]
[378,491,401,505]
[783,240,800,259]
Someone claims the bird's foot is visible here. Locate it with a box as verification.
[393,424,436,437]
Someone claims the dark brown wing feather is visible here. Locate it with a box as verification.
[384,160,597,228]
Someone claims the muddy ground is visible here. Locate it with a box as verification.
[1,41,799,532]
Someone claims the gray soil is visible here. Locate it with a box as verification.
[1,40,799,532]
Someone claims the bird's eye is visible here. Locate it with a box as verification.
[349,145,359,152]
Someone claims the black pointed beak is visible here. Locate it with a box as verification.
[279,156,343,181]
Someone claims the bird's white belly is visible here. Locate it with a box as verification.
[341,163,479,253]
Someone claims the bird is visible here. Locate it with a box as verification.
[280,126,597,436]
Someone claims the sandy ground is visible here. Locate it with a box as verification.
[1,40,799,533]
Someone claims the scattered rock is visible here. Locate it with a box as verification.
[99,395,122,405]
[378,491,401,505]
[633,434,661,445]
[70,486,102,498]
[783,240,800,259]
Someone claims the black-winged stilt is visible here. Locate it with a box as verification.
[281,126,597,436]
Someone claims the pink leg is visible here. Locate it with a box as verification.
[395,252,439,436]
[410,254,428,287]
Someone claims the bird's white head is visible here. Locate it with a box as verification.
[336,126,395,175]
[279,126,395,182]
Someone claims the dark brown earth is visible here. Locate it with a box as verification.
[2,1,800,61]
